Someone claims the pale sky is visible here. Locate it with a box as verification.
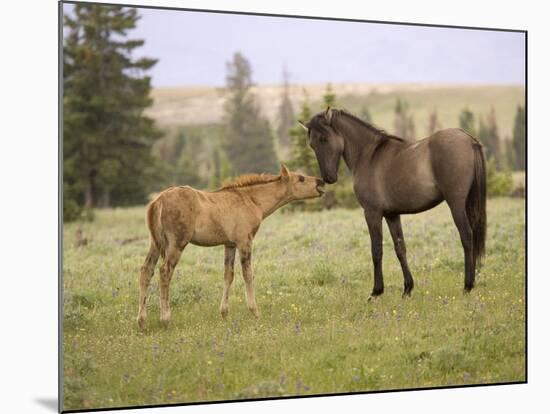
[63,4,526,88]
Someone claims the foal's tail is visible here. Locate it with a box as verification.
[466,142,487,265]
[146,196,166,259]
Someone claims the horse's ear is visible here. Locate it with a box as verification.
[324,107,333,125]
[298,120,308,131]
[280,163,290,179]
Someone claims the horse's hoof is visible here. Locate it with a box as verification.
[402,291,412,299]
[368,287,384,302]
[367,295,379,303]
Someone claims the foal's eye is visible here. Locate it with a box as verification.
[298,175,305,182]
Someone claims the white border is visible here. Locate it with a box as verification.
[2,1,547,413]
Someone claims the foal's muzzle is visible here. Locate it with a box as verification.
[316,178,325,196]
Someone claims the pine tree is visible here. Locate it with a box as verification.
[276,66,294,161]
[478,108,501,167]
[360,104,372,123]
[487,107,503,169]
[322,83,337,108]
[63,5,161,211]
[504,137,516,171]
[223,52,278,175]
[289,90,318,176]
[513,105,526,170]
[427,108,442,135]
[459,108,476,136]
[393,98,415,141]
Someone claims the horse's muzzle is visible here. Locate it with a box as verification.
[323,174,337,184]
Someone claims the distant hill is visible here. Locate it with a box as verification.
[147,83,525,140]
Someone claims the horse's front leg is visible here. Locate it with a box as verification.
[238,241,259,317]
[385,214,414,297]
[364,209,384,299]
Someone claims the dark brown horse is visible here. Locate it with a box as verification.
[300,108,486,299]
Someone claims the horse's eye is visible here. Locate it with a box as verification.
[320,135,328,144]
[298,175,305,182]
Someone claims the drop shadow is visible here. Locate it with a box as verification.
[34,397,58,412]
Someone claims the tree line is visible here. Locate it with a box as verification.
[63,5,526,221]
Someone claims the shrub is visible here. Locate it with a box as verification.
[487,159,513,197]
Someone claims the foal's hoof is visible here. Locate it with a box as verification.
[220,308,229,319]
[137,316,146,330]
[159,317,172,328]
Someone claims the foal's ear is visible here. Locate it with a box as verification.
[298,120,308,131]
[324,107,333,125]
[280,163,290,179]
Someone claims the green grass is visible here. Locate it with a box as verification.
[63,198,525,410]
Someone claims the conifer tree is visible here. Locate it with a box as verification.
[478,108,501,167]
[289,90,318,176]
[393,98,415,141]
[360,104,372,123]
[459,108,476,136]
[427,109,442,135]
[504,137,516,171]
[322,83,337,108]
[276,66,294,161]
[223,52,278,175]
[513,105,526,170]
[63,4,161,211]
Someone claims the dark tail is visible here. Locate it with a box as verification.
[466,142,487,265]
[146,196,166,259]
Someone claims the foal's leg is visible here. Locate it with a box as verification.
[447,199,475,292]
[364,209,384,299]
[238,242,259,317]
[137,241,160,329]
[219,246,236,318]
[159,242,186,324]
[385,215,414,297]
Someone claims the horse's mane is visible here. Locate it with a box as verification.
[335,109,406,143]
[217,173,281,191]
[310,109,405,144]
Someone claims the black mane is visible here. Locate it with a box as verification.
[335,109,406,143]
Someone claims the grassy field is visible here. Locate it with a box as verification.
[62,198,525,411]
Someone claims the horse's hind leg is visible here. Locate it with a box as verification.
[159,237,186,325]
[447,198,475,292]
[137,241,161,329]
[219,246,236,318]
[238,241,259,317]
[385,215,414,297]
